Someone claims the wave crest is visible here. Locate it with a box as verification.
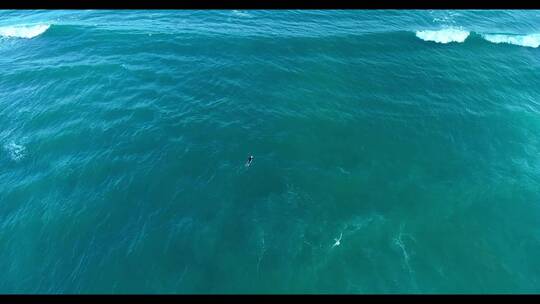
[415,28,470,44]
[232,10,251,17]
[482,33,540,48]
[0,24,50,39]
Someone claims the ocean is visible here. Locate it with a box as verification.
[1,10,540,293]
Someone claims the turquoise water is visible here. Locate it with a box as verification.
[1,10,540,294]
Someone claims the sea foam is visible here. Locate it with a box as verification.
[4,142,26,161]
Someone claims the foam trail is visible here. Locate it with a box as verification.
[415,28,470,44]
[482,33,540,48]
[256,230,266,275]
[0,24,50,39]
[393,225,419,291]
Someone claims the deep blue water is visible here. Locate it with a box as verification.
[1,10,540,293]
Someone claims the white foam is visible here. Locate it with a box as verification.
[0,24,50,39]
[4,142,26,161]
[415,28,470,44]
[482,33,540,48]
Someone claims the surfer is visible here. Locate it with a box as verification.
[245,155,254,167]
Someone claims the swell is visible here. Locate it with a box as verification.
[3,23,538,50]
